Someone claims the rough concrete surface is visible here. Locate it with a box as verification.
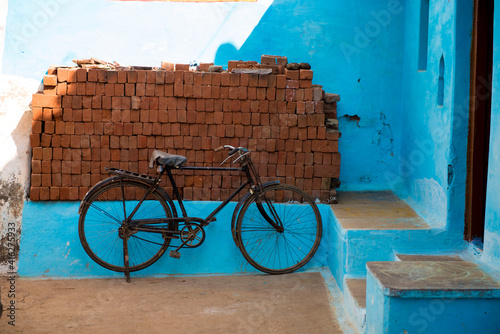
[0,272,343,334]
[332,191,429,230]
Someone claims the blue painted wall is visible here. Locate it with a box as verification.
[19,201,332,277]
[397,0,473,232]
[2,0,406,191]
[483,1,500,270]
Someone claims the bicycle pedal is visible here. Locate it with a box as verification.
[169,250,181,259]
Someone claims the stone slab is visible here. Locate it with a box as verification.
[367,261,500,298]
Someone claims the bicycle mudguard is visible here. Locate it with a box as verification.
[78,176,178,218]
[230,180,280,245]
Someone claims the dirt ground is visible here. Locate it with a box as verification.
[0,272,344,334]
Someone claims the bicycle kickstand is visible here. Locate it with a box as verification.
[123,235,131,283]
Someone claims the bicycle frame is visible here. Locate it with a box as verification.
[125,157,283,235]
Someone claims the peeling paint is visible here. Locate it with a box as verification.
[0,180,24,219]
[341,114,361,127]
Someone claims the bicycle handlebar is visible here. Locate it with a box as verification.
[214,145,249,155]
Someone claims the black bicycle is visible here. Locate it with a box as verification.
[78,145,322,282]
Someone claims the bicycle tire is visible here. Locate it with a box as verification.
[235,184,322,274]
[78,179,173,272]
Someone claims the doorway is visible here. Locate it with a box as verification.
[465,0,494,242]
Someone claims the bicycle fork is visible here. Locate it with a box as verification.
[255,194,284,233]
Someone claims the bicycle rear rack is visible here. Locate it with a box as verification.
[105,167,156,183]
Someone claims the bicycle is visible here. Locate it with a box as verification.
[78,145,322,282]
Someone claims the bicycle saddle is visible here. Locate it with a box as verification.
[149,150,187,168]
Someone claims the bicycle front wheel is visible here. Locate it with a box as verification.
[235,184,322,274]
[79,179,173,272]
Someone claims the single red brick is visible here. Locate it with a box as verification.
[44,121,55,134]
[106,70,117,83]
[29,187,40,201]
[256,75,268,88]
[83,96,93,110]
[183,71,194,85]
[66,69,78,83]
[42,174,52,187]
[276,75,287,89]
[299,69,313,80]
[265,75,276,88]
[286,80,299,89]
[175,64,190,71]
[230,73,240,86]
[43,85,57,96]
[43,75,57,87]
[275,88,285,101]
[31,120,42,134]
[76,69,87,82]
[248,74,259,87]
[31,174,42,187]
[32,94,61,108]
[174,82,184,97]
[41,134,51,147]
[72,96,83,109]
[94,70,107,83]
[210,73,221,86]
[299,79,312,88]
[117,70,127,84]
[227,86,237,100]
[30,134,40,147]
[55,82,66,95]
[256,88,266,100]
[285,69,300,80]
[32,107,44,121]
[67,83,78,96]
[57,68,69,82]
[267,88,276,100]
[67,187,78,200]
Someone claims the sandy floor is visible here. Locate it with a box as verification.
[0,272,343,334]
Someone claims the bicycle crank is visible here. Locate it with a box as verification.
[169,223,206,259]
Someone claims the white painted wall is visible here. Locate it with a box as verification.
[0,0,39,273]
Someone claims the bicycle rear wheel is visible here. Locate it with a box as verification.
[79,179,173,272]
[235,184,322,274]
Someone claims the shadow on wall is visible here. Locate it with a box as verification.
[214,43,239,70]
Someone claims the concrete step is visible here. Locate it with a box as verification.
[343,278,367,333]
[342,255,464,333]
[332,191,429,231]
[365,260,500,333]
[328,191,462,287]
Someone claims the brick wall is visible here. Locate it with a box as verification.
[29,56,340,202]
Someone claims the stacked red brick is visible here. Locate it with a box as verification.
[29,57,340,202]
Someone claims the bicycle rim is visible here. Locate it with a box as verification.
[79,179,172,272]
[235,184,322,274]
